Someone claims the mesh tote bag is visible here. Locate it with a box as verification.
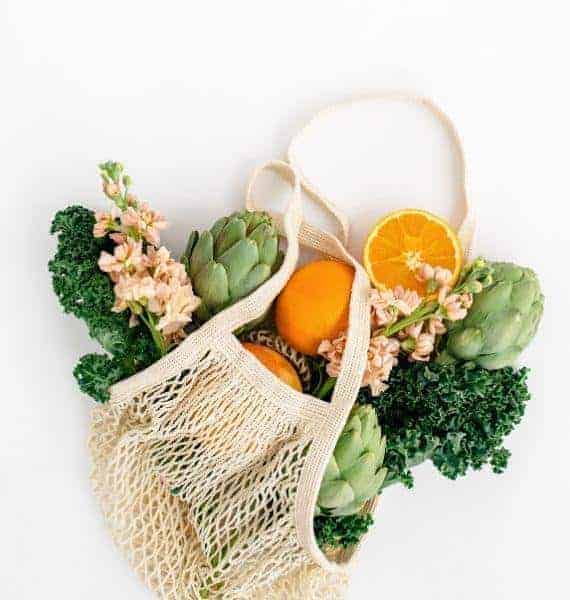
[89,160,375,599]
[89,93,475,599]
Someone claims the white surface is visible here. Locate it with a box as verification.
[1,1,569,599]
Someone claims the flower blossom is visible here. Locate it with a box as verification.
[318,332,400,396]
[112,274,156,313]
[157,280,201,335]
[93,209,120,238]
[410,332,435,362]
[138,202,168,246]
[364,334,400,395]
[369,285,421,329]
[98,239,147,282]
[427,316,447,336]
[442,292,473,321]
[392,285,422,315]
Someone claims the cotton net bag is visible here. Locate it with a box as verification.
[89,158,375,599]
[89,93,475,599]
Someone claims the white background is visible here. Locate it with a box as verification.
[1,1,569,599]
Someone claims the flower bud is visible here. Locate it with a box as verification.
[464,280,483,294]
[122,174,132,187]
[104,182,120,198]
[434,267,453,286]
[416,263,434,282]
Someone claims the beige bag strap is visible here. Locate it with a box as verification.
[245,166,371,418]
[287,92,476,257]
[210,160,303,334]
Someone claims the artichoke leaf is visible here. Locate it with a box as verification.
[343,452,378,492]
[334,430,363,472]
[194,261,229,314]
[318,480,355,509]
[447,328,484,360]
[481,309,522,354]
[215,217,247,256]
[189,231,214,279]
[217,238,259,295]
[232,263,271,299]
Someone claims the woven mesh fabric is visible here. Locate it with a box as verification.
[90,336,350,599]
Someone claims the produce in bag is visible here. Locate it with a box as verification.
[48,94,546,597]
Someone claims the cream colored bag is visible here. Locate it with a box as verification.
[89,94,475,600]
[90,159,374,599]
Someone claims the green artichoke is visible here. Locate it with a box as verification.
[184,210,281,321]
[442,262,543,369]
[316,405,387,517]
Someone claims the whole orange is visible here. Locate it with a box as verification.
[242,342,302,391]
[275,260,354,356]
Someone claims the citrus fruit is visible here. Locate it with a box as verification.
[363,209,462,294]
[275,260,354,356]
[242,342,302,391]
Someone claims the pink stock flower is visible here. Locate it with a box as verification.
[138,202,168,246]
[427,316,447,336]
[434,266,453,286]
[410,332,435,362]
[112,274,156,312]
[317,335,347,379]
[120,206,143,231]
[416,263,435,282]
[93,210,119,238]
[364,335,400,395]
[98,239,146,282]
[369,285,421,330]
[393,285,422,315]
[156,282,201,335]
[442,293,469,321]
[369,289,398,328]
[319,332,400,396]
[398,321,423,340]
[95,165,200,348]
[460,293,474,309]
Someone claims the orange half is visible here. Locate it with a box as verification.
[363,209,462,294]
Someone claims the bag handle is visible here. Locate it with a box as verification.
[211,160,303,334]
[287,92,476,257]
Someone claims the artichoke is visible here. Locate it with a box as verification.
[184,211,281,321]
[316,405,387,517]
[442,262,543,369]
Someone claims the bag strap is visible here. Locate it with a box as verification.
[246,167,371,418]
[211,160,303,334]
[287,92,476,257]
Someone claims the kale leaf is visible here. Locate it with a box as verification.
[314,513,374,550]
[359,362,531,488]
[49,206,158,402]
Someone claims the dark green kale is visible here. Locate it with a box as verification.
[49,206,158,402]
[73,354,132,403]
[358,362,531,488]
[314,513,374,550]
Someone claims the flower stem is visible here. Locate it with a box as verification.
[140,310,168,356]
[381,301,439,337]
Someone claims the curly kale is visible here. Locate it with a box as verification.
[359,362,531,488]
[314,513,374,550]
[49,206,158,402]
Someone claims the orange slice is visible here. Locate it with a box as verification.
[363,209,462,294]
